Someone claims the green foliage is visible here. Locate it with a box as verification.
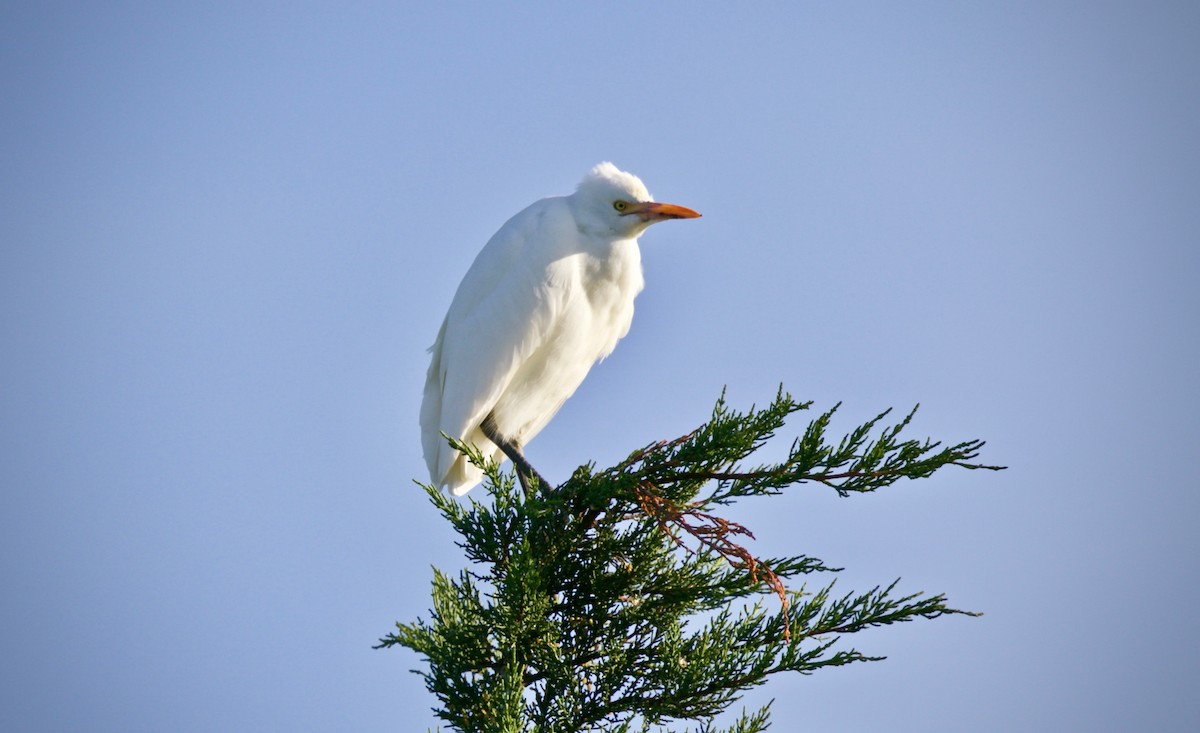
[379,389,1001,732]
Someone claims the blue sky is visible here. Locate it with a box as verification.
[2,3,1197,731]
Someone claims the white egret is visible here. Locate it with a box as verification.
[420,162,700,495]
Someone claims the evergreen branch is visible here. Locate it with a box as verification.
[384,388,1001,732]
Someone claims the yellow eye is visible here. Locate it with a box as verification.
[613,200,628,212]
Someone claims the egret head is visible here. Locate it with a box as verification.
[572,162,700,237]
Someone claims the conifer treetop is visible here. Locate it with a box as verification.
[380,389,1002,733]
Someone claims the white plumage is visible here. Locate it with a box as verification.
[420,162,700,495]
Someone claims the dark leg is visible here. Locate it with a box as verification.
[481,413,552,492]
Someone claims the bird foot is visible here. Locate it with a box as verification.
[481,413,553,493]
[515,465,551,494]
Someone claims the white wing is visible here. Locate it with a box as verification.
[420,196,577,495]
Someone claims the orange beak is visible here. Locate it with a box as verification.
[626,201,702,222]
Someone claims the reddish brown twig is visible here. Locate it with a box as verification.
[632,481,792,643]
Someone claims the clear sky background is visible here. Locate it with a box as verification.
[2,3,1197,731]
